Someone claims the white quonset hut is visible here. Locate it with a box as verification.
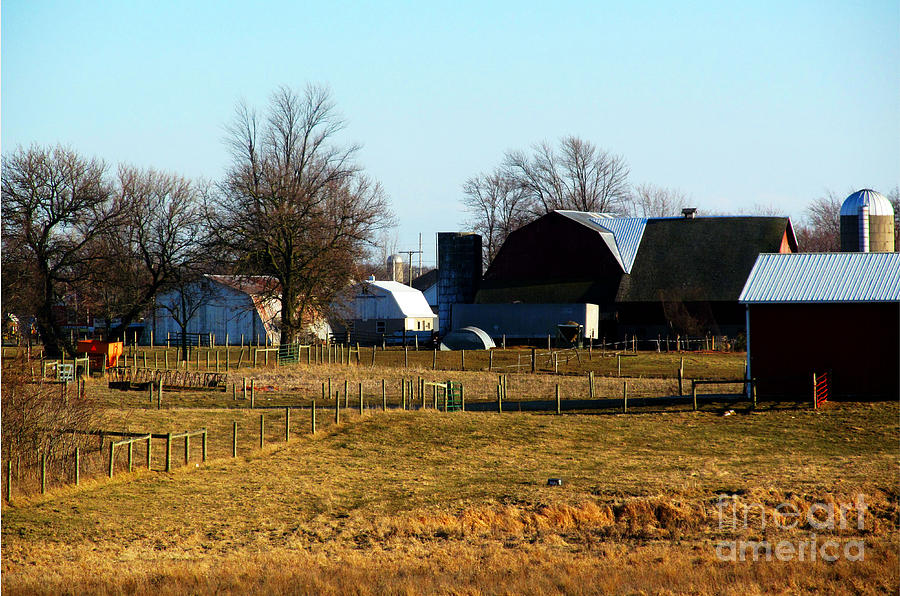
[152,275,283,345]
[330,278,438,345]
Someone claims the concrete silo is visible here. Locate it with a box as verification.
[387,254,404,283]
[840,189,895,252]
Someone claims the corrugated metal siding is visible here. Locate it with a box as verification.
[739,253,900,303]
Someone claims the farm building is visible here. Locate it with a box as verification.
[411,269,439,313]
[475,210,797,340]
[330,278,437,345]
[152,275,285,345]
[739,252,900,400]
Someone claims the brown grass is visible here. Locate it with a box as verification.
[3,397,898,595]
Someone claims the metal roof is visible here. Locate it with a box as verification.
[840,189,895,217]
[739,253,900,303]
[554,211,647,273]
[360,281,435,318]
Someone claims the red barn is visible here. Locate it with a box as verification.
[739,252,900,400]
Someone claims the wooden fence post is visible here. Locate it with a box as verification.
[284,408,290,442]
[359,383,363,415]
[489,349,493,371]
[531,348,536,373]
[382,379,386,410]
[497,384,503,413]
[128,441,133,472]
[259,414,265,449]
[461,349,465,371]
[812,373,817,409]
[404,347,408,368]
[678,358,684,397]
[250,379,255,409]
[335,389,340,424]
[75,447,81,485]
[157,379,162,410]
[165,433,172,472]
[752,382,757,409]
[232,422,238,458]
[692,381,698,411]
[433,349,437,370]
[556,384,561,415]
[147,437,152,469]
[623,382,628,414]
[107,443,114,479]
[344,380,349,408]
[184,434,190,466]
[589,372,594,399]
[460,385,465,411]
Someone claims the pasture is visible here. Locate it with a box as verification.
[1,349,897,594]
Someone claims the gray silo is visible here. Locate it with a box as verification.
[839,189,895,252]
[437,232,483,336]
[387,254,404,283]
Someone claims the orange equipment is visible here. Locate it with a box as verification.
[76,340,124,368]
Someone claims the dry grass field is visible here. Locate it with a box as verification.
[2,351,898,594]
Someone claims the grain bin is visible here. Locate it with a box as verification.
[840,189,895,252]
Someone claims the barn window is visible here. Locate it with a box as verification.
[376,321,385,333]
[417,320,422,330]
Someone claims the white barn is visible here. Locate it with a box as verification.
[152,275,282,345]
[331,278,438,345]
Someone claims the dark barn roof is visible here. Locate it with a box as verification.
[616,217,796,303]
[477,211,797,309]
[477,211,625,305]
[411,269,438,292]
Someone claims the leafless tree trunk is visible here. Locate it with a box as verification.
[211,85,393,345]
[81,166,206,340]
[462,170,529,267]
[794,190,842,252]
[628,184,690,217]
[503,136,630,216]
[2,145,124,358]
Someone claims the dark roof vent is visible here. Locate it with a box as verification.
[682,207,697,219]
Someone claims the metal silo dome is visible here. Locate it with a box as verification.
[839,189,894,217]
[840,189,895,252]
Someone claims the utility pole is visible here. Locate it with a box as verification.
[401,248,422,285]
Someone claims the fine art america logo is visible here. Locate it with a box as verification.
[715,494,866,562]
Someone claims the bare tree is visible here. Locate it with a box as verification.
[154,274,218,361]
[628,184,689,217]
[211,85,394,344]
[462,169,529,267]
[795,190,842,252]
[503,136,630,216]
[81,166,206,340]
[1,145,125,357]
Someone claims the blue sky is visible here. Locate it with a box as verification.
[4,1,898,268]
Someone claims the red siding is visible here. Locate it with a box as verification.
[749,303,899,400]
